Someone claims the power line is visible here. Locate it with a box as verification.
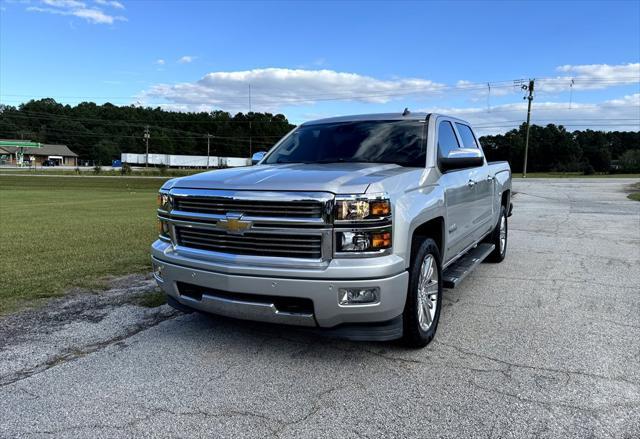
[475,123,640,129]
[4,109,291,126]
[5,108,638,139]
[0,113,286,139]
[1,77,637,106]
[1,76,637,101]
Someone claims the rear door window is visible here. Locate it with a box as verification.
[455,123,478,148]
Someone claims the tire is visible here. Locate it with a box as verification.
[402,238,443,348]
[485,205,508,263]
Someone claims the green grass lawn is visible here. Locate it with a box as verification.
[0,168,203,177]
[0,175,170,313]
[627,182,640,201]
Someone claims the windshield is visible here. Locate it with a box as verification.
[264,120,425,167]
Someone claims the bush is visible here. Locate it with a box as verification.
[93,165,102,174]
[619,150,640,173]
[120,163,132,175]
[157,164,168,175]
[582,163,595,175]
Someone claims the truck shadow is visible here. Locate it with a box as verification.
[165,308,438,363]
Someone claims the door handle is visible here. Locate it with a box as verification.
[468,179,476,187]
[487,175,494,181]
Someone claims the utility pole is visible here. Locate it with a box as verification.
[144,125,150,167]
[206,133,212,169]
[248,84,253,158]
[522,79,534,178]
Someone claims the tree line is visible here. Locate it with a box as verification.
[0,98,638,172]
[480,123,640,173]
[0,99,295,164]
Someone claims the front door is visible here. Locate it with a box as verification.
[437,120,478,262]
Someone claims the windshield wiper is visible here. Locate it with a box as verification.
[275,158,307,164]
[313,159,373,164]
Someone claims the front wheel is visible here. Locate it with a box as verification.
[402,238,443,348]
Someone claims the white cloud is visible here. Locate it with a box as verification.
[178,55,195,64]
[535,63,640,93]
[452,63,640,100]
[419,93,640,135]
[556,62,639,79]
[95,0,124,8]
[155,59,165,65]
[140,67,446,111]
[26,0,126,24]
[136,65,639,133]
[43,0,84,7]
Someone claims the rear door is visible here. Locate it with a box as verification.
[437,119,477,262]
[454,122,494,240]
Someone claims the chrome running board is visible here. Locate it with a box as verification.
[442,243,494,289]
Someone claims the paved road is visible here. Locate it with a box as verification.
[1,178,639,438]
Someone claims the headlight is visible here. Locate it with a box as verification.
[157,192,171,211]
[334,194,392,257]
[335,195,391,221]
[336,229,392,253]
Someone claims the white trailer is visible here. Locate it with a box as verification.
[121,153,250,168]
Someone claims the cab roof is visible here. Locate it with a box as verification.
[301,112,430,126]
[300,112,471,126]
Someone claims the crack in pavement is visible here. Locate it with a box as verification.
[0,309,180,388]
[469,274,638,291]
[436,341,640,388]
[42,385,347,438]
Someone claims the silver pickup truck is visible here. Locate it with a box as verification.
[152,113,512,347]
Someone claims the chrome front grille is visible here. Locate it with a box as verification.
[173,197,324,218]
[160,189,334,262]
[175,226,323,259]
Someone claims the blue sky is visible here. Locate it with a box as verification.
[1,0,639,133]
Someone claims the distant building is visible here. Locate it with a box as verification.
[0,140,79,166]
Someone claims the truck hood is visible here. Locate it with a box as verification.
[169,162,412,194]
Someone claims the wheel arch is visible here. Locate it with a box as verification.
[411,217,445,257]
[501,189,511,208]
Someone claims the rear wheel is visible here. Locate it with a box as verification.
[485,205,508,263]
[402,238,443,348]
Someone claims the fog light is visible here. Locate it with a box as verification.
[338,287,380,305]
[152,262,164,281]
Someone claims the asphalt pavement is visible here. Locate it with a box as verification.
[1,178,639,438]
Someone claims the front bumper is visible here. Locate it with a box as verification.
[152,241,408,329]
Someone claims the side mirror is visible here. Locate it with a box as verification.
[251,151,267,165]
[439,148,484,171]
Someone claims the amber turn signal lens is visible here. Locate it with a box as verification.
[371,231,392,249]
[158,219,170,237]
[370,200,391,216]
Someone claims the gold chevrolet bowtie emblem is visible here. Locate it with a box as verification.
[217,213,252,234]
